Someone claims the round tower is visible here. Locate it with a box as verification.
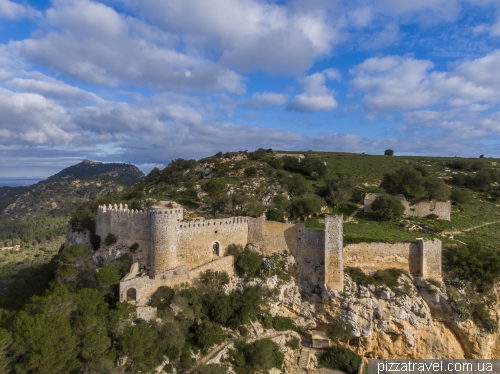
[150,208,181,276]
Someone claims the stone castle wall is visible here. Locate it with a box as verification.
[175,217,248,273]
[364,193,451,221]
[120,256,234,305]
[95,204,151,267]
[343,239,442,280]
[88,201,443,304]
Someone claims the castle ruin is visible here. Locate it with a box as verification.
[91,201,442,306]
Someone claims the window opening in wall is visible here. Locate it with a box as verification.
[126,288,137,302]
[212,242,220,256]
[215,230,218,234]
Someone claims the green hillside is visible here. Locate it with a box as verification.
[70,150,500,248]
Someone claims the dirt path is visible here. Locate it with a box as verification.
[345,205,363,222]
[441,220,500,237]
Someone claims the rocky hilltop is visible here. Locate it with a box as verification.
[0,160,145,219]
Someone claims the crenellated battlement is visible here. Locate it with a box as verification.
[178,216,248,230]
[97,204,149,217]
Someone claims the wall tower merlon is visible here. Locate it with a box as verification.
[324,215,343,293]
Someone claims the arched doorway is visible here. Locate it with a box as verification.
[126,288,137,302]
[212,242,221,256]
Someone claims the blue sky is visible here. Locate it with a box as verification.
[2,0,500,181]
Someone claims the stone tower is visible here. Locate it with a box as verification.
[418,238,442,280]
[150,205,183,276]
[324,215,343,293]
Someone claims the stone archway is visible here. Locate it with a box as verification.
[126,288,137,302]
[212,241,221,256]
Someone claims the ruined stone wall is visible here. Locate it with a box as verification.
[65,223,90,248]
[95,204,151,267]
[247,217,326,290]
[119,256,234,305]
[325,216,343,293]
[119,266,191,305]
[419,239,442,280]
[247,217,297,255]
[176,217,248,270]
[364,193,451,220]
[343,239,442,279]
[344,242,420,275]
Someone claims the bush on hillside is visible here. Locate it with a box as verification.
[384,149,394,156]
[202,180,227,196]
[229,339,284,374]
[380,165,450,201]
[319,345,362,374]
[323,174,355,206]
[103,233,117,246]
[371,195,405,219]
[450,189,472,205]
[226,244,263,277]
[244,167,257,177]
[289,196,324,220]
[326,320,353,343]
[445,242,500,292]
[266,208,285,222]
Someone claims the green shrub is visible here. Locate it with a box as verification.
[345,267,375,287]
[289,196,324,219]
[285,336,300,350]
[202,180,227,196]
[326,320,353,343]
[226,244,263,277]
[238,326,249,336]
[229,339,284,374]
[244,167,257,177]
[199,270,229,289]
[319,345,362,374]
[266,208,285,223]
[445,243,500,291]
[450,189,472,205]
[259,311,273,329]
[323,174,355,206]
[272,316,299,332]
[384,149,394,156]
[371,195,405,219]
[103,234,117,246]
[192,320,226,350]
[149,286,175,309]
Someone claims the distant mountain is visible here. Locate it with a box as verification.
[46,159,145,184]
[0,160,145,219]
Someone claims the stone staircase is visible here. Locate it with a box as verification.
[297,347,310,372]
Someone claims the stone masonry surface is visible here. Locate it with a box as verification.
[81,201,443,305]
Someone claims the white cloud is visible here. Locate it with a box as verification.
[115,0,344,74]
[0,0,39,19]
[350,51,500,111]
[0,88,74,145]
[242,92,288,109]
[287,71,338,112]
[6,72,104,104]
[14,0,245,93]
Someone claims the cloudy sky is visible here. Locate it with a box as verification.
[2,0,500,182]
